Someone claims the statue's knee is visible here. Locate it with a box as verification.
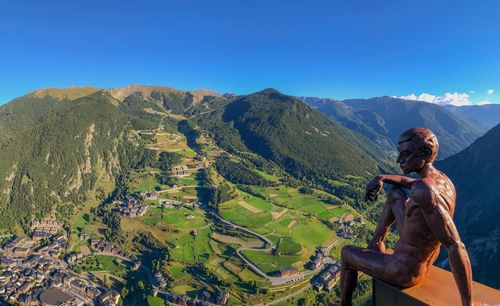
[387,187,406,204]
[341,245,355,261]
[385,263,420,287]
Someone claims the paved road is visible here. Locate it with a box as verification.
[157,185,198,193]
[265,283,312,306]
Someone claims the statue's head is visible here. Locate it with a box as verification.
[397,127,439,174]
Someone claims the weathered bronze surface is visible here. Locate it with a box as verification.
[339,127,474,306]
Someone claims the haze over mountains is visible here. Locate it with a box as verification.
[0,85,497,289]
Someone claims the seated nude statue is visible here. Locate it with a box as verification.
[339,127,473,306]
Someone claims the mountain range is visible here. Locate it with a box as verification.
[0,85,497,288]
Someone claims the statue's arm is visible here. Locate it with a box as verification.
[378,174,416,189]
[413,183,473,306]
[365,174,415,202]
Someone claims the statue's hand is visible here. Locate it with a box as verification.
[365,176,383,202]
[368,240,386,253]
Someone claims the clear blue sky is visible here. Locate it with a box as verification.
[1,0,499,104]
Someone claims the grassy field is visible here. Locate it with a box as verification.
[131,173,164,192]
[147,296,166,306]
[176,148,197,158]
[245,185,349,221]
[241,251,302,274]
[290,220,333,250]
[72,255,128,278]
[176,175,199,186]
[170,227,212,264]
[219,196,273,232]
[276,237,302,255]
[253,169,280,181]
[141,207,206,228]
[164,261,186,278]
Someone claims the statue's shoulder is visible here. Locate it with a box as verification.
[411,179,438,214]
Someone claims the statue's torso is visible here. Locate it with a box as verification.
[394,171,456,271]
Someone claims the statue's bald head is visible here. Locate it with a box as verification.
[398,127,439,163]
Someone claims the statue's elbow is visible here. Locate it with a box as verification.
[445,240,466,255]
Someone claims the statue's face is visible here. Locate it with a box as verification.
[397,140,426,174]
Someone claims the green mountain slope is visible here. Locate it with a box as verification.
[0,90,157,231]
[197,89,390,181]
[437,124,500,288]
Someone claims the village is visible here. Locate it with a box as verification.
[0,220,120,306]
[0,218,228,306]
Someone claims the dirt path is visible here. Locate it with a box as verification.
[271,208,288,220]
[238,201,262,213]
[287,220,297,229]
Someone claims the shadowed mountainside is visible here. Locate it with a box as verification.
[437,123,500,288]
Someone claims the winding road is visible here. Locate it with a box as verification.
[203,204,334,286]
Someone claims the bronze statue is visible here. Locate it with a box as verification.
[338,127,473,306]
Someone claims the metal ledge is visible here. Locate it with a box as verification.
[373,266,500,306]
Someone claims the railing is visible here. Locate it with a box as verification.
[373,266,500,306]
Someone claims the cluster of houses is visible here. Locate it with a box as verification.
[119,196,149,218]
[158,288,229,306]
[31,219,64,241]
[154,272,167,288]
[140,190,158,200]
[312,261,341,291]
[89,238,135,260]
[0,232,121,306]
[309,247,328,270]
[333,214,364,240]
[336,221,355,239]
[159,199,196,209]
[171,165,190,177]
[2,237,35,258]
[0,253,57,304]
[66,252,84,265]
[171,160,209,177]
[98,289,121,306]
[159,199,177,208]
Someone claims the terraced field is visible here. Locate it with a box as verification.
[218,187,342,272]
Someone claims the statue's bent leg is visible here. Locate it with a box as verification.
[341,246,390,306]
[370,187,408,251]
[340,245,410,305]
[387,187,409,239]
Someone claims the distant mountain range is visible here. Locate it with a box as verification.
[444,104,500,130]
[300,96,488,159]
[437,123,500,288]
